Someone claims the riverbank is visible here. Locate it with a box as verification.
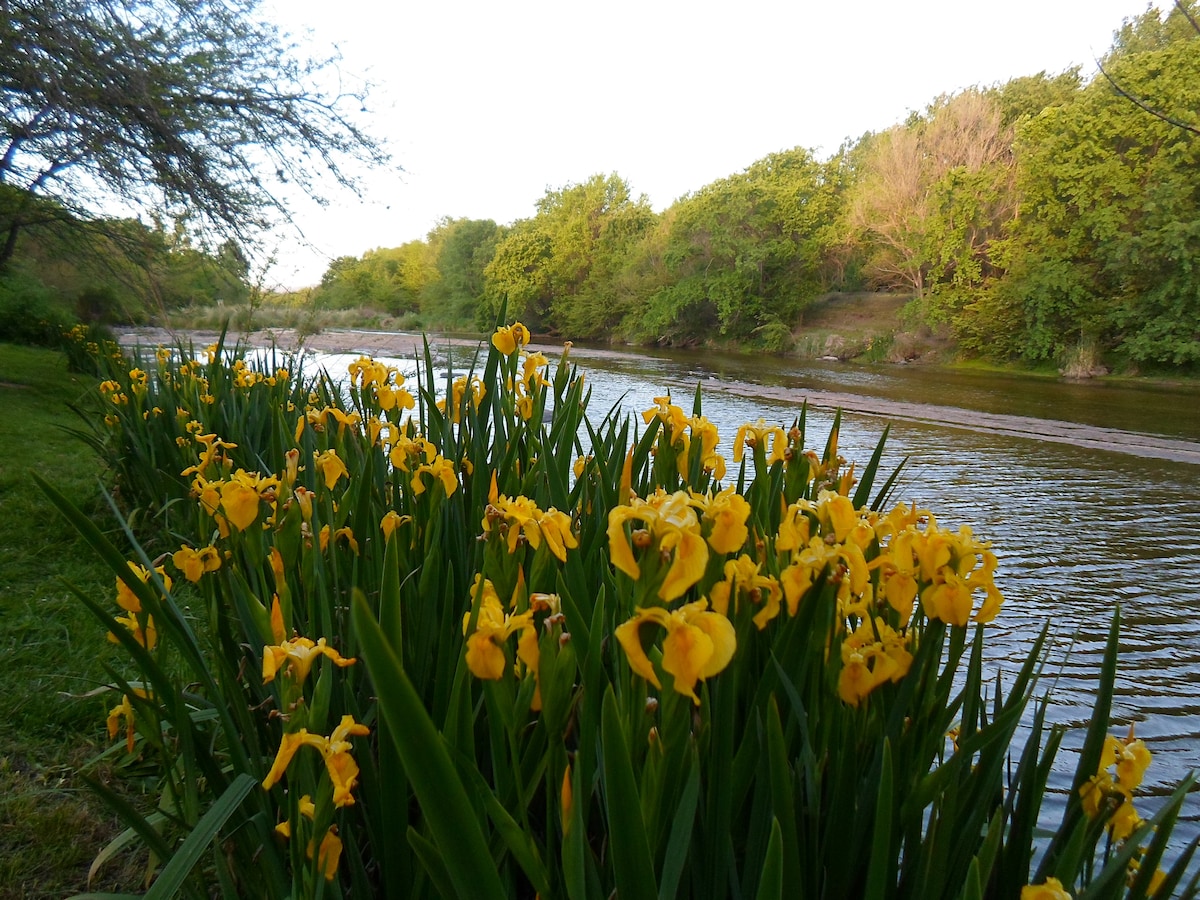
[114,325,1200,465]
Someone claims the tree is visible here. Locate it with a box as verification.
[316,242,437,315]
[419,217,503,328]
[637,148,838,348]
[1000,12,1200,366]
[483,174,653,334]
[0,0,389,268]
[1096,1,1200,136]
[844,91,1014,305]
[987,69,1082,129]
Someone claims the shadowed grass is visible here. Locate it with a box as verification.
[0,342,145,897]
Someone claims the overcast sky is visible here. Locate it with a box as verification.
[259,0,1167,289]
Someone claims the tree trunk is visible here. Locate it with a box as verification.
[0,218,21,270]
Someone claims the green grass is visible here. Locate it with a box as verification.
[0,343,145,897]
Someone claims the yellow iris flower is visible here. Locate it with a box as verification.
[708,555,783,630]
[1020,878,1072,900]
[388,433,436,473]
[780,536,841,614]
[110,610,157,650]
[461,578,537,681]
[732,419,787,464]
[437,375,486,423]
[615,600,737,704]
[378,380,415,412]
[380,510,412,541]
[263,635,357,685]
[115,562,172,613]
[642,395,689,442]
[349,357,417,410]
[348,355,386,387]
[275,795,343,881]
[319,525,360,555]
[106,688,152,753]
[411,454,458,497]
[837,618,913,707]
[313,449,350,490]
[483,493,579,562]
[692,486,751,555]
[262,714,369,808]
[1080,727,1153,842]
[521,352,550,388]
[688,415,721,464]
[882,516,1003,627]
[172,544,221,583]
[492,322,531,355]
[608,490,709,601]
[181,432,237,478]
[219,478,261,532]
[776,501,813,552]
[110,563,167,650]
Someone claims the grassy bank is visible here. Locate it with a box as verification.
[0,344,142,896]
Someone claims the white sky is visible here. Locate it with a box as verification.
[259,0,1167,289]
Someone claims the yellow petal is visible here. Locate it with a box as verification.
[316,829,343,880]
[262,730,311,791]
[607,514,641,580]
[615,611,665,689]
[619,447,633,503]
[706,493,750,555]
[465,633,507,680]
[324,748,362,807]
[269,595,286,645]
[659,530,708,601]
[660,619,713,704]
[686,606,736,678]
[220,482,260,531]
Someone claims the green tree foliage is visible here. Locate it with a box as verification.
[558,198,658,338]
[483,173,654,334]
[998,4,1200,365]
[0,0,388,268]
[420,217,503,328]
[482,225,553,327]
[316,242,437,314]
[0,208,250,341]
[637,148,839,348]
[987,69,1083,129]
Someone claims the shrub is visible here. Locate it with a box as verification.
[0,272,76,347]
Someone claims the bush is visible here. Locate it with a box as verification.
[0,272,76,347]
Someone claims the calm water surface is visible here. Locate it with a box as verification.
[306,340,1200,842]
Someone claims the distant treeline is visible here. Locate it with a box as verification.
[315,4,1200,370]
[4,3,1199,371]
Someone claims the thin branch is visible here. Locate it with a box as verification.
[1096,59,1200,136]
[1175,0,1200,36]
[1094,1,1200,137]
